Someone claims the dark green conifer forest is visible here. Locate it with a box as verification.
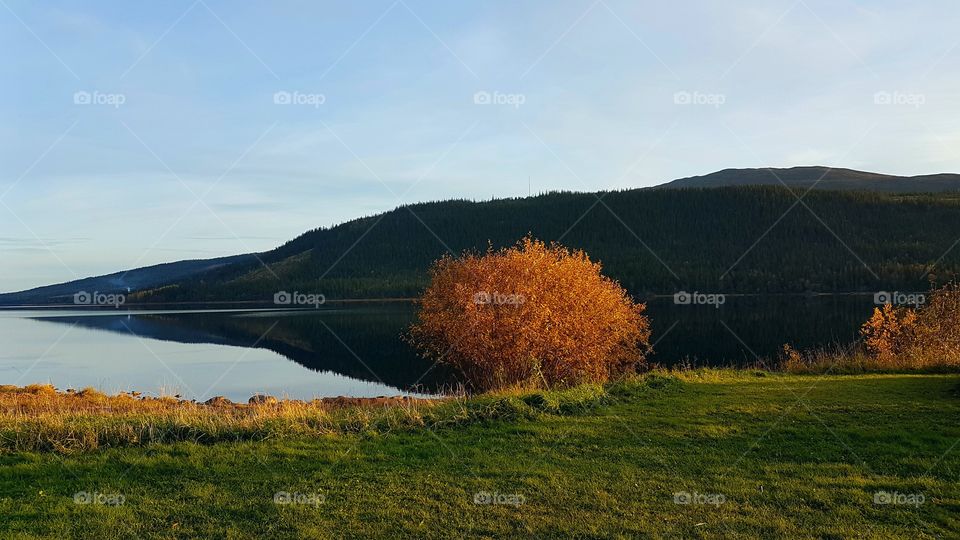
[142,186,960,301]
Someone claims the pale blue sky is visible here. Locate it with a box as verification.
[2,0,959,292]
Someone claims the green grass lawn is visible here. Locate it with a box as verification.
[2,372,958,539]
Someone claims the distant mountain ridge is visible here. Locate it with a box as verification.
[0,254,255,305]
[656,166,960,192]
[5,166,960,306]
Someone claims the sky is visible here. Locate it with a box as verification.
[2,0,960,292]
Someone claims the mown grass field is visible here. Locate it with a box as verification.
[1,372,958,538]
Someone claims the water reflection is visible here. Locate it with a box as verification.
[31,306,453,396]
[645,295,874,367]
[5,295,877,399]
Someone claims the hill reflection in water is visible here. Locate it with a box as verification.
[34,305,456,396]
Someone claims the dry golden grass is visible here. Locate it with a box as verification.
[0,379,619,454]
[780,343,960,374]
[0,384,445,454]
[0,384,429,415]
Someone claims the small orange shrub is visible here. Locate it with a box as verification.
[859,282,960,369]
[860,304,918,364]
[409,237,651,392]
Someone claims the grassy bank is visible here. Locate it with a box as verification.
[2,372,959,538]
[0,378,633,454]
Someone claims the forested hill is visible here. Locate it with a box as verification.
[128,186,960,303]
[657,166,960,192]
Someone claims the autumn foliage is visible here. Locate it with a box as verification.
[859,282,960,369]
[409,238,651,392]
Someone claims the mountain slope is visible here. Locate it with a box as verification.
[657,166,960,192]
[0,254,255,305]
[133,186,960,302]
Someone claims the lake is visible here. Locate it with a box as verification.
[0,296,878,401]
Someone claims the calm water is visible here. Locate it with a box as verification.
[0,297,877,401]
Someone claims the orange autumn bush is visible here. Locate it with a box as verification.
[409,238,651,392]
[860,304,918,365]
[859,282,960,369]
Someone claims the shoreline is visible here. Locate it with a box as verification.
[4,369,958,454]
[0,290,936,311]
